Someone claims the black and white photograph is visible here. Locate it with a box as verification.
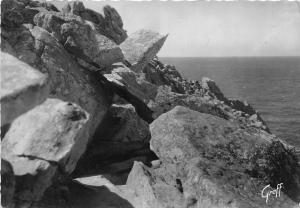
[1,0,300,207]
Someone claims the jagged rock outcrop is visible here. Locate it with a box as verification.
[145,59,269,132]
[1,53,49,125]
[62,1,127,44]
[148,85,269,132]
[33,11,124,68]
[121,30,168,72]
[143,58,185,93]
[148,85,229,120]
[146,106,300,207]
[1,0,59,28]
[2,98,88,203]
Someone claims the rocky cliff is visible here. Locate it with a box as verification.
[1,1,299,208]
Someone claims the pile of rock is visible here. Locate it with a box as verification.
[1,1,299,208]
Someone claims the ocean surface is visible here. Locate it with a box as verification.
[160,57,300,148]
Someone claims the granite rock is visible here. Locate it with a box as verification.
[0,53,49,125]
[149,106,300,206]
[33,11,124,68]
[120,30,168,72]
[62,1,127,44]
[2,98,88,202]
[104,63,158,103]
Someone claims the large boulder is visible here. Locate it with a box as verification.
[1,53,49,125]
[33,11,124,68]
[148,106,300,207]
[2,23,111,144]
[2,98,89,202]
[120,30,168,72]
[104,63,158,103]
[62,1,127,44]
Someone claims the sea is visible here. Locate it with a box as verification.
[160,57,300,148]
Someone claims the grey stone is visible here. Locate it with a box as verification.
[2,98,89,202]
[104,63,158,103]
[0,53,49,125]
[62,1,127,44]
[149,106,300,207]
[120,30,168,72]
[34,11,124,68]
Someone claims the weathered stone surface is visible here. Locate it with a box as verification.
[62,1,127,44]
[126,161,185,208]
[104,63,158,103]
[149,85,269,131]
[1,159,15,207]
[120,30,168,72]
[2,98,89,202]
[148,85,229,120]
[30,26,111,145]
[143,58,185,94]
[4,155,57,203]
[142,58,269,132]
[1,0,58,29]
[1,0,26,29]
[1,24,39,66]
[2,23,111,148]
[3,98,89,173]
[0,53,49,125]
[33,11,124,68]
[149,106,300,206]
[72,103,154,184]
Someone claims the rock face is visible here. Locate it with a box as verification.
[2,20,111,144]
[143,58,185,93]
[1,53,49,125]
[33,11,124,68]
[145,59,269,132]
[147,106,300,207]
[121,30,168,72]
[1,0,58,28]
[126,161,185,208]
[62,1,127,44]
[2,98,88,202]
[104,63,158,103]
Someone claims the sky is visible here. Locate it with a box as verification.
[53,1,300,57]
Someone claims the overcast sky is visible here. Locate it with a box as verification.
[53,1,300,57]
